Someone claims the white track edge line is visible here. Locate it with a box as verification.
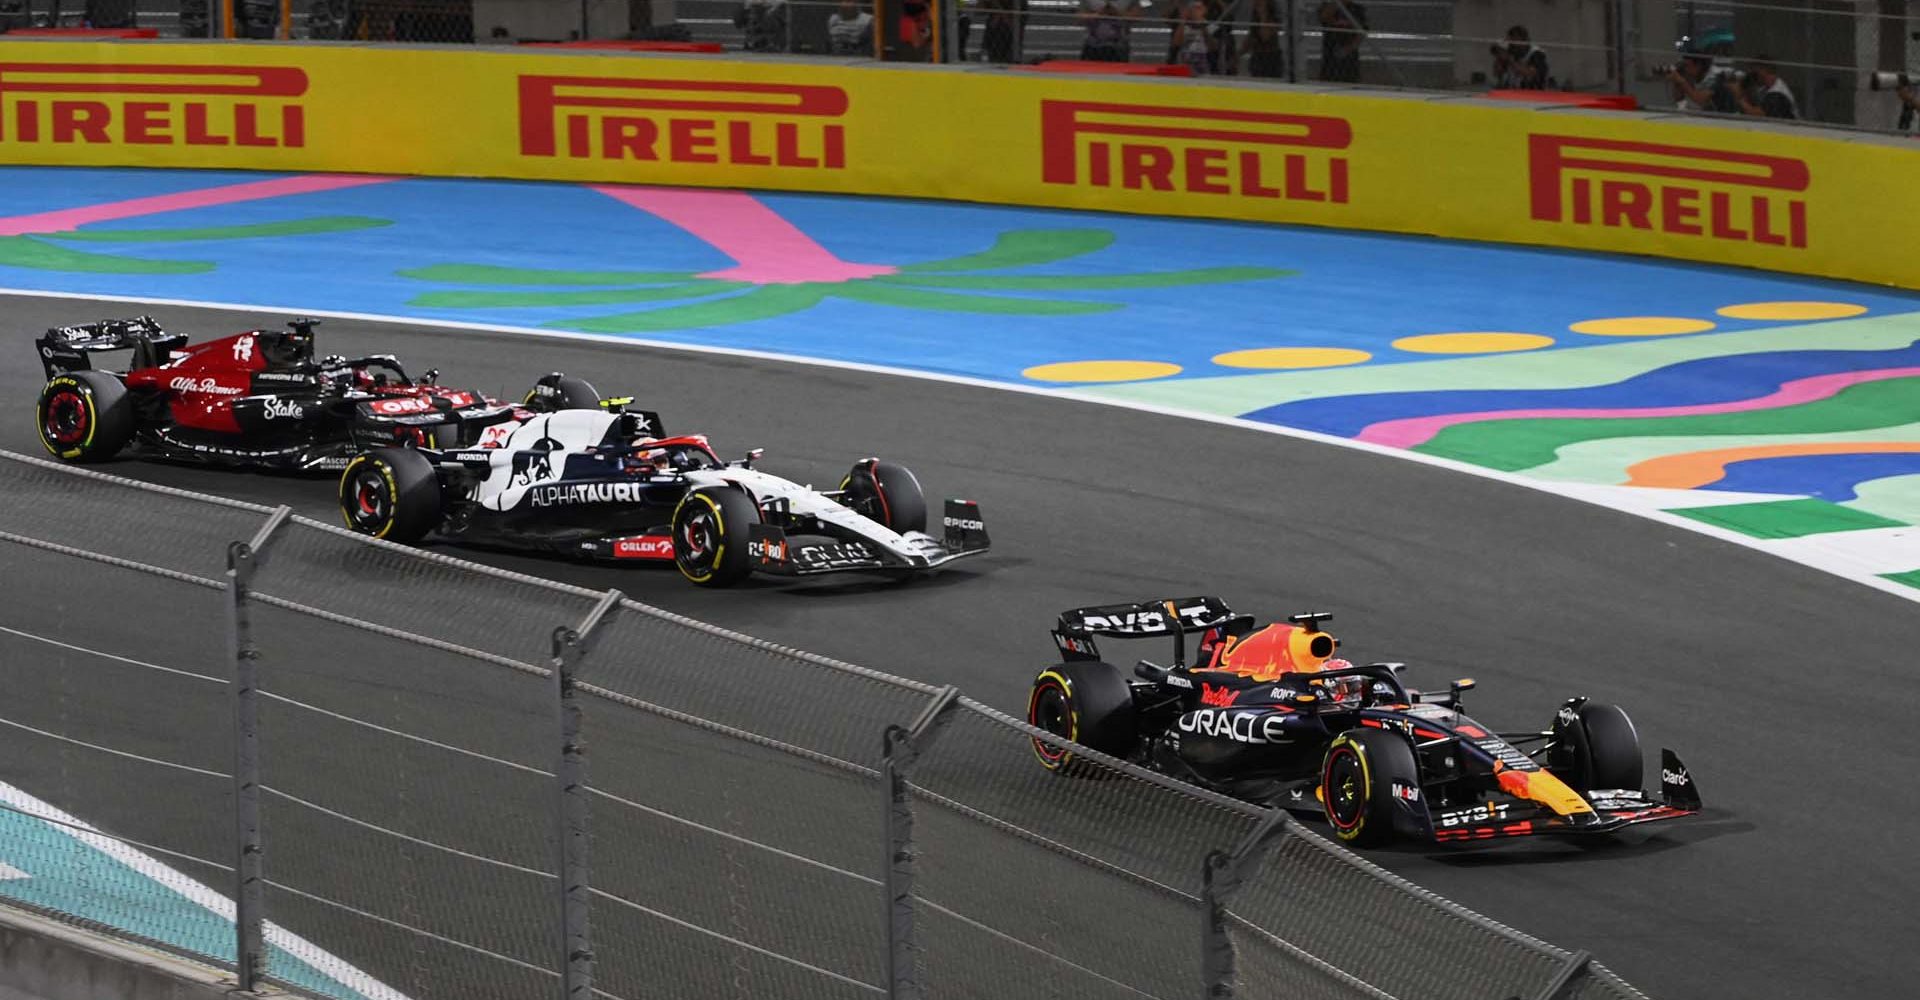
[0,777,412,1000]
[6,284,1917,609]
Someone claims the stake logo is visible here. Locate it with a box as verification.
[1041,100,1351,203]
[1528,134,1809,248]
[518,75,847,169]
[0,63,306,148]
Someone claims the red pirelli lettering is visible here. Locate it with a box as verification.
[0,63,307,148]
[1040,99,1353,204]
[518,75,847,170]
[1529,134,1809,249]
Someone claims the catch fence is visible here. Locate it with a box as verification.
[0,448,1644,1000]
[8,1,1915,131]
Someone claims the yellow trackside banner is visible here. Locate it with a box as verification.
[1,40,1916,289]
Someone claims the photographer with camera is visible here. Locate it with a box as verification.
[1663,30,1738,114]
[1868,71,1918,132]
[1734,57,1798,120]
[1490,25,1550,90]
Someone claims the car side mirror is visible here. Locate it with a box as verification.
[731,448,765,468]
[421,367,440,385]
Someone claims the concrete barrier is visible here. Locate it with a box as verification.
[0,904,289,1000]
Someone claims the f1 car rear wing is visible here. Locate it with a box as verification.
[35,316,186,380]
[1053,597,1251,663]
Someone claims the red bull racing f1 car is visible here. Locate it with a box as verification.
[33,316,527,471]
[1027,597,1700,846]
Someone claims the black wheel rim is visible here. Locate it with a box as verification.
[346,469,391,532]
[43,390,89,446]
[1028,681,1073,765]
[1324,747,1366,831]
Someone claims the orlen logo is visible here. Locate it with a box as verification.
[1041,100,1351,203]
[1529,134,1807,249]
[518,75,845,168]
[613,536,674,560]
[0,63,305,147]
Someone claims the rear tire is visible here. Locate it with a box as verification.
[1548,702,1643,793]
[1321,728,1419,847]
[37,371,132,463]
[672,486,757,587]
[1027,661,1137,773]
[339,448,442,544]
[523,373,601,412]
[841,459,927,533]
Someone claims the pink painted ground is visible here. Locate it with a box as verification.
[1356,366,1920,449]
[593,185,896,284]
[0,175,397,237]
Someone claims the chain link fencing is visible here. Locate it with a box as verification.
[4,1,1912,129]
[0,449,1647,1000]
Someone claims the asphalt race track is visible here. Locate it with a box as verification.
[5,293,1918,1000]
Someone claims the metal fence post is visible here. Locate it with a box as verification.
[1533,949,1592,1000]
[551,590,621,1000]
[1610,0,1633,94]
[1283,0,1297,83]
[227,505,291,992]
[1200,809,1284,999]
[882,686,958,1000]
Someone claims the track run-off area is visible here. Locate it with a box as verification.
[1,167,1919,1000]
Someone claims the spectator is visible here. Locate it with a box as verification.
[897,0,933,60]
[1208,0,1236,76]
[1490,25,1550,89]
[1667,50,1737,113]
[1079,0,1139,63]
[735,0,789,52]
[826,0,873,54]
[1897,77,1919,133]
[1243,0,1283,78]
[1171,0,1215,75]
[1735,57,1798,119]
[1316,1,1366,83]
[975,0,1020,63]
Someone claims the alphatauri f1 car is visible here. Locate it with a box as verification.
[1027,597,1701,846]
[33,316,532,471]
[338,405,990,587]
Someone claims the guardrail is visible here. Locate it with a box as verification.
[0,448,1646,999]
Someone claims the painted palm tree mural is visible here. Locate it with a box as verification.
[400,186,1293,333]
[0,175,392,274]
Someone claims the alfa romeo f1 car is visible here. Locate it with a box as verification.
[33,316,532,471]
[1027,597,1701,846]
[337,406,990,587]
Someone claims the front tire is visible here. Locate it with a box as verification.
[1548,701,1643,792]
[841,459,927,533]
[37,371,133,462]
[1321,728,1419,847]
[339,448,442,544]
[1027,661,1137,773]
[672,486,757,587]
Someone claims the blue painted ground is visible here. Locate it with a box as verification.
[2,167,1917,385]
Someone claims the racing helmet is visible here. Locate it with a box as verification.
[260,327,314,369]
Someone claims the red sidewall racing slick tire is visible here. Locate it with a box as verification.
[1549,702,1643,793]
[672,485,757,587]
[339,448,443,544]
[37,371,133,463]
[842,460,927,534]
[1321,728,1420,847]
[1027,661,1137,775]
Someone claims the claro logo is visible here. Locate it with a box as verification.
[1041,100,1351,203]
[0,62,306,147]
[518,75,846,168]
[1529,134,1808,248]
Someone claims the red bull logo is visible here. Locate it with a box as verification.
[1528,134,1808,248]
[518,75,847,169]
[1040,100,1351,203]
[0,62,306,147]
